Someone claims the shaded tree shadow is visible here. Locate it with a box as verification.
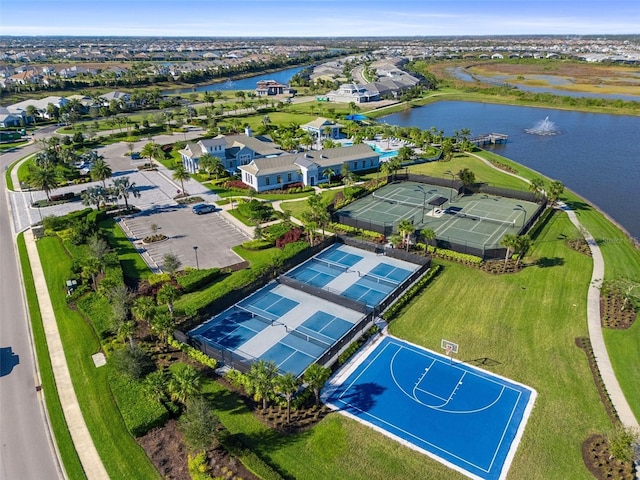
[112,169,137,177]
[563,200,591,211]
[536,257,565,268]
[339,382,386,414]
[0,346,20,377]
[465,357,502,367]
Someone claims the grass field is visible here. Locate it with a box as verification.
[17,234,86,480]
[35,236,160,480]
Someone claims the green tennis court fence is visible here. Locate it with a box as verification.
[277,275,370,314]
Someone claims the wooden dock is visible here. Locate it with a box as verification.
[470,133,509,146]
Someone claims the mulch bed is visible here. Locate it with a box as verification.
[566,238,592,256]
[582,434,636,480]
[137,419,259,480]
[478,259,525,274]
[600,293,637,329]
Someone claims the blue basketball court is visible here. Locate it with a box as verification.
[323,336,536,480]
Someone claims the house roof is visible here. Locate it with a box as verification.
[240,144,378,176]
[302,117,343,130]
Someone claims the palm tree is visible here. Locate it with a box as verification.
[172,163,191,196]
[111,176,140,210]
[132,296,156,328]
[457,168,476,187]
[81,186,107,210]
[548,180,565,206]
[156,283,179,316]
[501,234,518,271]
[514,235,532,267]
[420,228,437,252]
[303,363,330,405]
[29,167,58,201]
[529,177,545,201]
[275,372,299,424]
[143,370,168,404]
[141,142,158,161]
[168,363,201,406]
[150,311,176,349]
[199,154,224,180]
[397,219,415,251]
[245,360,279,409]
[322,167,336,185]
[301,212,319,246]
[162,253,182,277]
[90,158,112,187]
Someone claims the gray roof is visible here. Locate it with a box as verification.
[240,144,378,176]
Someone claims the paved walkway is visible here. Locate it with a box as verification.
[468,153,639,430]
[24,229,109,480]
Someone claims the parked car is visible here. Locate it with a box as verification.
[130,152,141,160]
[191,203,216,215]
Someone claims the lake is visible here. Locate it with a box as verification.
[382,102,640,241]
[162,66,305,95]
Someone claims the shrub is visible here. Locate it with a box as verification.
[109,367,170,437]
[338,325,380,366]
[188,452,215,480]
[224,369,247,390]
[426,246,482,264]
[168,336,218,369]
[148,273,172,285]
[177,268,222,293]
[236,199,274,222]
[275,228,303,248]
[109,345,155,380]
[382,265,441,320]
[241,239,274,250]
[224,179,251,191]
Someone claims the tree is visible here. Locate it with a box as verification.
[397,219,415,251]
[141,142,159,161]
[143,370,169,404]
[162,253,182,277]
[340,162,354,187]
[150,311,176,349]
[111,176,140,210]
[81,186,107,210]
[168,363,202,406]
[529,177,545,201]
[323,167,336,185]
[420,228,437,252]
[90,157,112,187]
[501,234,518,271]
[179,396,219,452]
[602,278,640,311]
[457,168,476,187]
[156,283,179,316]
[245,360,279,409]
[397,145,414,163]
[303,363,330,405]
[82,256,102,291]
[88,235,110,265]
[172,163,191,195]
[513,235,532,266]
[29,167,58,201]
[547,180,565,205]
[275,372,299,424]
[198,153,224,180]
[26,105,39,124]
[110,345,153,380]
[132,296,156,327]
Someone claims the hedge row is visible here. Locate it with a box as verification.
[382,265,441,321]
[415,243,482,264]
[328,222,384,243]
[337,325,380,366]
[168,336,218,370]
[176,267,222,293]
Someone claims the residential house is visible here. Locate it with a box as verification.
[301,117,344,141]
[0,107,27,127]
[239,143,379,192]
[99,91,134,108]
[255,79,291,96]
[179,132,283,174]
[9,96,69,121]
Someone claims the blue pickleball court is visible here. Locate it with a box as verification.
[323,336,537,480]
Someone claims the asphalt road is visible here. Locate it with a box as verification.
[0,129,64,479]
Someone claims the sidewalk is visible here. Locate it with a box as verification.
[24,229,110,480]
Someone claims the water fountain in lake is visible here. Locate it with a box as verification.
[525,116,560,136]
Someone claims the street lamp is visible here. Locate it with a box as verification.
[414,186,427,223]
[515,205,527,230]
[444,170,455,202]
[193,246,199,270]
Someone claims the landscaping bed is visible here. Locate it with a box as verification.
[600,293,637,329]
[582,434,636,480]
[567,237,592,256]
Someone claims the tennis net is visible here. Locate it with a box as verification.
[287,326,332,349]
[235,303,277,324]
[359,271,399,289]
[372,191,424,209]
[455,211,516,228]
[311,257,350,273]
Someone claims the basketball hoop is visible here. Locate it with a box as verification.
[445,344,453,356]
[441,339,459,364]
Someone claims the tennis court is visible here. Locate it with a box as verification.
[324,336,536,480]
[335,181,540,254]
[189,243,423,377]
[286,243,415,308]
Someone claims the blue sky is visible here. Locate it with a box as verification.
[2,0,639,37]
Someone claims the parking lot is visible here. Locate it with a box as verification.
[119,203,250,271]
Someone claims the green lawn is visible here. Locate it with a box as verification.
[17,234,86,480]
[36,236,160,480]
[100,218,152,281]
[390,211,611,479]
